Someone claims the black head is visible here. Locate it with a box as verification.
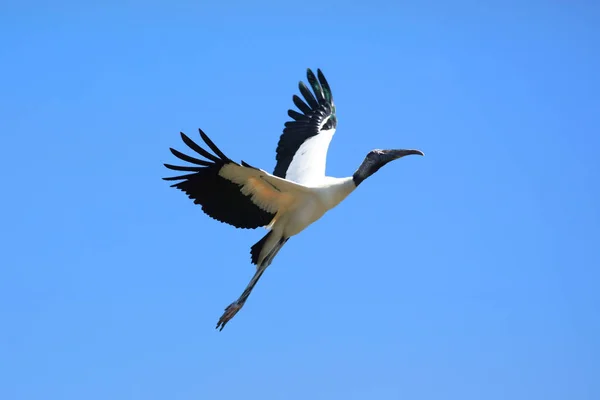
[352,148,424,186]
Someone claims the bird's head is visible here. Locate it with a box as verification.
[353,148,424,186]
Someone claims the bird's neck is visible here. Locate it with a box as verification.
[353,164,375,186]
[352,170,366,186]
[352,158,387,186]
[316,176,357,210]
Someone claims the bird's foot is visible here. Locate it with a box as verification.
[216,301,244,331]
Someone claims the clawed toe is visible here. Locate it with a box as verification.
[215,301,243,331]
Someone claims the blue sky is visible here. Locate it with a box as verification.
[1,1,599,399]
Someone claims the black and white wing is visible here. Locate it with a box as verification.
[163,129,307,229]
[273,68,337,185]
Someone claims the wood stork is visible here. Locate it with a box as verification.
[163,68,424,330]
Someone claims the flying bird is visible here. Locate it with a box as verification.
[163,68,424,330]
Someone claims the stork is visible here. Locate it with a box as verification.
[163,68,424,330]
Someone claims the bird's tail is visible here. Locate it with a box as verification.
[250,231,289,268]
[250,231,272,265]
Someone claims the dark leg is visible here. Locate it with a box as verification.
[215,237,289,331]
[215,266,266,331]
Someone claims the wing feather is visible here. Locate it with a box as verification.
[299,81,319,110]
[163,130,307,229]
[292,95,313,115]
[307,69,326,104]
[169,148,211,166]
[273,68,337,184]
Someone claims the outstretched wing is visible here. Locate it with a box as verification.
[163,129,307,229]
[273,68,337,185]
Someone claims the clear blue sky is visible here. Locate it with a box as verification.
[1,1,599,399]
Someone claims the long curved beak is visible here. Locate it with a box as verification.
[385,149,425,160]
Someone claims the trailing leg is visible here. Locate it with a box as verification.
[216,235,290,331]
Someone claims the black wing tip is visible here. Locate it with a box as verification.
[168,147,184,158]
[316,68,331,88]
[168,146,212,166]
[163,163,204,172]
[198,128,232,162]
[162,174,194,181]
[307,68,319,80]
[162,173,179,181]
[165,128,236,171]
[304,68,333,104]
[197,128,210,144]
[179,131,196,146]
[287,109,308,121]
[316,68,326,81]
[164,162,181,170]
[298,80,309,90]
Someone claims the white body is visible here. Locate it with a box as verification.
[273,177,355,237]
[219,160,355,264]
